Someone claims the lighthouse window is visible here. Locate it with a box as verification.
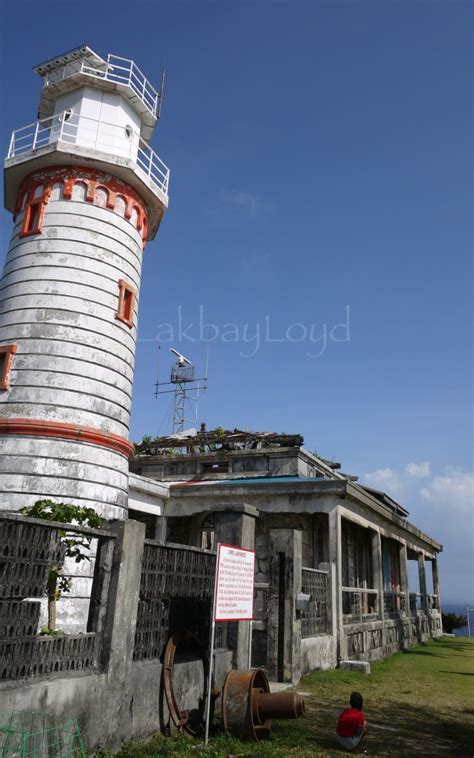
[124,125,133,139]
[20,199,44,237]
[0,344,17,390]
[116,279,136,328]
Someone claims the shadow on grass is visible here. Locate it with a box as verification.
[402,641,474,658]
[112,698,474,758]
[432,641,474,650]
[302,700,474,758]
[439,671,474,676]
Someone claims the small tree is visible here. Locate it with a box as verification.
[20,499,102,633]
[136,435,153,454]
[442,612,468,634]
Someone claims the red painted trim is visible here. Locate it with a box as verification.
[116,278,136,329]
[19,185,51,238]
[14,166,149,245]
[0,344,17,390]
[0,418,135,458]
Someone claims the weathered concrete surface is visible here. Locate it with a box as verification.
[341,610,443,663]
[128,472,169,514]
[0,200,143,437]
[339,659,371,674]
[0,651,233,752]
[0,519,233,752]
[267,529,302,684]
[0,193,147,519]
[300,635,337,675]
[101,520,144,678]
[167,481,442,556]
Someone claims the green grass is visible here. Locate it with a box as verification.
[102,636,474,757]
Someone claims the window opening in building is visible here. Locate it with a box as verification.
[20,199,44,237]
[200,515,215,551]
[0,344,17,390]
[116,279,136,328]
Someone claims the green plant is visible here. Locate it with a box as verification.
[38,626,64,636]
[137,435,153,454]
[442,612,467,633]
[20,499,102,632]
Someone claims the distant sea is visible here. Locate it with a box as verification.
[441,602,473,637]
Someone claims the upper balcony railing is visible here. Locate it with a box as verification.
[409,592,439,614]
[7,111,169,199]
[383,590,407,617]
[342,587,379,624]
[43,54,160,120]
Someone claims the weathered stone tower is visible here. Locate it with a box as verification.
[0,46,169,519]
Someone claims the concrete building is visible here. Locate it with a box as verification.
[0,45,168,521]
[130,429,443,680]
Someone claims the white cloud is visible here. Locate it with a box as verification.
[405,461,431,478]
[420,466,474,513]
[363,467,403,497]
[205,189,273,224]
[222,190,261,218]
[362,463,473,602]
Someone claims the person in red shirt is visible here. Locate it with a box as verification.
[336,691,368,752]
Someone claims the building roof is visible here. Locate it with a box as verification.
[34,45,108,76]
[359,484,409,518]
[168,475,442,553]
[133,428,304,456]
[172,475,324,487]
[134,426,441,548]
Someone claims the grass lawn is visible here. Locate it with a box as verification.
[111,636,474,757]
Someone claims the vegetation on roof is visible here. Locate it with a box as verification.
[133,428,304,457]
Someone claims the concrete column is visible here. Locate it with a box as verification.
[267,528,302,684]
[399,542,409,613]
[431,557,441,611]
[372,531,384,624]
[318,561,332,636]
[101,520,146,683]
[214,504,258,670]
[418,553,428,612]
[214,505,258,551]
[329,507,342,660]
[155,515,167,543]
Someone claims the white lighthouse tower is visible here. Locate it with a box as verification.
[0,46,169,520]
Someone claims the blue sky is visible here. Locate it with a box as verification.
[0,0,472,603]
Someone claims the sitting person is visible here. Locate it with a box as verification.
[336,691,367,753]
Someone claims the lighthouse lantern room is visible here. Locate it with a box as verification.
[0,46,169,520]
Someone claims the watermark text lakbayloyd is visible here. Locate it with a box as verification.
[141,305,351,358]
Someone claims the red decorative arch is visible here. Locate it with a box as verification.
[14,167,149,246]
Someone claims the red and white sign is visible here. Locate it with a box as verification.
[214,544,256,622]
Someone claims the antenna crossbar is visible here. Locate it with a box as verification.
[155,346,208,435]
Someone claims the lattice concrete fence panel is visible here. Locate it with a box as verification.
[301,568,330,637]
[134,540,226,661]
[0,514,115,681]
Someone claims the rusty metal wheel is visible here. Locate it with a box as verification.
[162,630,212,737]
[222,668,305,742]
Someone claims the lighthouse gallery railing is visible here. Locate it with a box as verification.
[7,111,170,198]
[42,54,160,119]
